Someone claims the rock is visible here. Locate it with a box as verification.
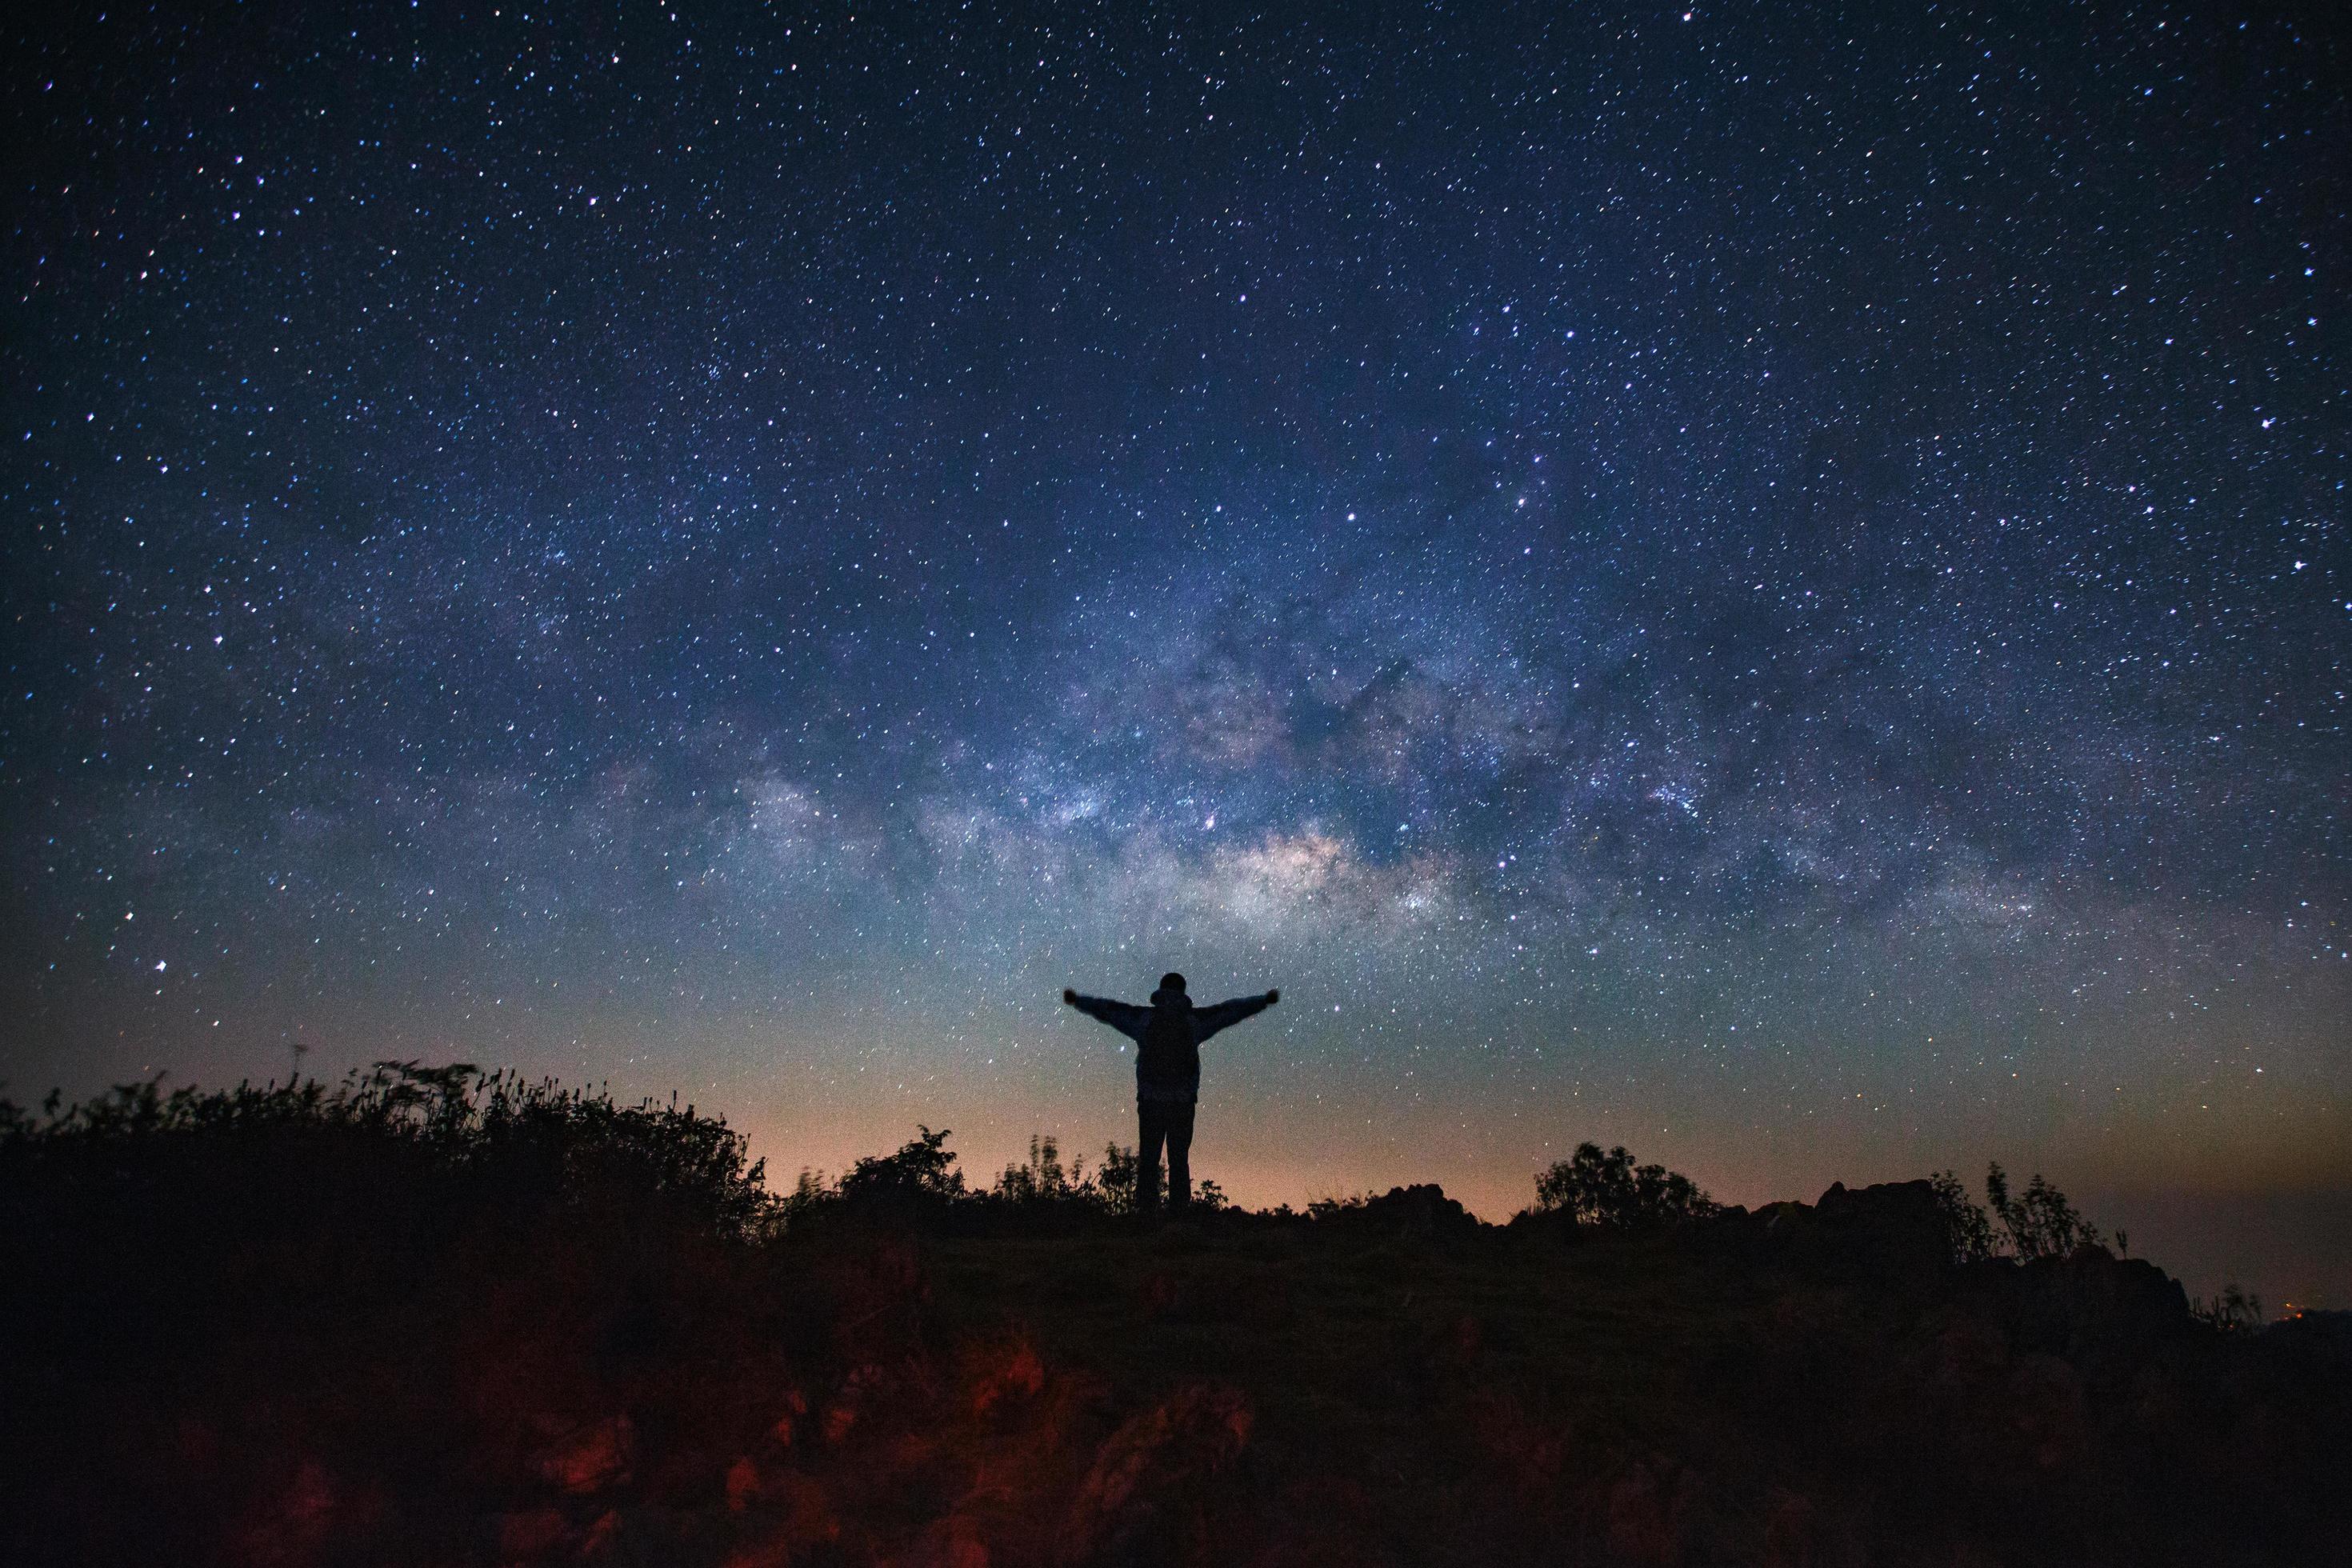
[1764,1180,1955,1285]
[1971,1248,2194,1361]
[1342,1183,1483,1238]
[2002,1352,2089,1471]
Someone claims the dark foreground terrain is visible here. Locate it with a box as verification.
[3,1066,2346,1567]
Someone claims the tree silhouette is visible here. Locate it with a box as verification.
[1532,1142,1717,1230]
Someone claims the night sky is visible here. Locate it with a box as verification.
[5,5,2346,1303]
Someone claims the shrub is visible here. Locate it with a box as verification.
[838,1125,966,1207]
[1984,1162,2103,1260]
[1930,1170,1998,1263]
[0,1061,778,1239]
[757,1131,1174,1226]
[1931,1164,2108,1265]
[2192,1282,2266,1334]
[994,1134,1088,1202]
[1531,1142,1718,1230]
[1095,1142,1140,1215]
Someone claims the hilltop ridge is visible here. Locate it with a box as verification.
[3,1066,2345,1566]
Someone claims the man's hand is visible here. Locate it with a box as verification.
[1266,988,1279,1005]
[1062,987,1078,1006]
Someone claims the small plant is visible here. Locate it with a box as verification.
[2192,1282,2266,1334]
[1095,1142,1139,1216]
[1931,1163,2111,1264]
[994,1134,1087,1202]
[1930,1170,1998,1263]
[1983,1162,2102,1260]
[789,1131,1161,1222]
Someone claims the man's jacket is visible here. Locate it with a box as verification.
[1066,987,1276,1102]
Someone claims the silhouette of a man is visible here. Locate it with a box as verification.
[1062,972,1278,1214]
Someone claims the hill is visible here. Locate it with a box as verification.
[3,1065,2346,1566]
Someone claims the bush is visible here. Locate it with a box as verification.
[1984,1162,2104,1259]
[2192,1282,2266,1334]
[1095,1142,1140,1214]
[1531,1142,1718,1230]
[0,1061,778,1239]
[994,1134,1084,1202]
[838,1125,967,1208]
[1930,1170,1998,1263]
[995,1137,1145,1215]
[796,1131,1166,1222]
[1930,1164,2107,1265]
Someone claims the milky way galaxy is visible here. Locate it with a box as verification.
[4,5,2346,1302]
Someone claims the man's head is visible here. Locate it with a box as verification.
[1152,971,1188,1006]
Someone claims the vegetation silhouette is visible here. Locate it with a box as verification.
[4,1064,2347,1566]
[1930,1162,2110,1264]
[1530,1141,1722,1231]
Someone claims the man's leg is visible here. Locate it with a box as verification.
[1163,1100,1196,1211]
[1135,1099,1166,1214]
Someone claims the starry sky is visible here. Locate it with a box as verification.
[4,4,2346,1302]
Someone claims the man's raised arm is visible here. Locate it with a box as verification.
[1062,989,1152,1041]
[1194,989,1279,1039]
